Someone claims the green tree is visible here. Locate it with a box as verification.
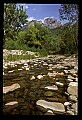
[4,3,28,46]
[59,4,79,23]
[59,4,78,54]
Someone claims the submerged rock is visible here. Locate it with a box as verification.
[3,83,20,94]
[45,85,58,91]
[56,82,64,87]
[36,100,65,113]
[44,91,54,97]
[5,101,18,106]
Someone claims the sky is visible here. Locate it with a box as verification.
[16,4,69,25]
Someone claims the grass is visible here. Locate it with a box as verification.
[4,54,35,62]
[3,48,48,62]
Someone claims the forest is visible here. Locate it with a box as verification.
[3,4,78,56]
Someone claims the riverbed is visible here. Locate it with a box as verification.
[3,54,78,115]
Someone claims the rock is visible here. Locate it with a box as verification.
[44,110,55,115]
[67,79,73,82]
[67,110,74,115]
[44,17,62,29]
[4,101,18,113]
[36,100,65,114]
[8,70,14,73]
[30,76,35,80]
[18,69,22,71]
[64,102,71,106]
[43,62,48,66]
[75,78,78,82]
[71,102,78,112]
[67,82,78,97]
[5,101,18,106]
[69,69,77,74]
[37,75,43,79]
[44,91,54,97]
[48,72,55,77]
[45,85,58,91]
[69,82,78,87]
[69,95,77,102]
[68,75,75,80]
[64,92,69,96]
[3,72,4,75]
[3,83,20,94]
[64,70,68,74]
[26,68,29,70]
[56,82,64,87]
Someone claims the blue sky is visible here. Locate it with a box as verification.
[17,4,69,25]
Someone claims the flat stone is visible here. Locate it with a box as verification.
[37,75,43,79]
[5,101,18,106]
[44,110,55,115]
[69,95,77,102]
[72,102,78,112]
[64,102,71,106]
[67,79,73,82]
[3,83,20,94]
[56,82,64,87]
[8,70,14,73]
[26,68,29,70]
[64,70,68,73]
[69,82,78,87]
[36,100,65,113]
[18,69,22,71]
[48,72,55,77]
[67,110,74,115]
[67,82,78,97]
[68,75,75,80]
[45,85,58,91]
[69,69,77,74]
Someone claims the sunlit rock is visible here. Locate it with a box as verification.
[5,101,18,106]
[36,100,65,113]
[45,85,58,90]
[56,82,64,87]
[37,75,43,79]
[3,83,20,94]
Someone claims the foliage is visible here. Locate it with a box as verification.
[4,54,35,61]
[3,4,78,57]
[4,3,28,46]
[59,4,79,24]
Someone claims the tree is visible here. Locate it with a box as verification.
[4,3,28,44]
[59,4,78,54]
[59,4,79,24]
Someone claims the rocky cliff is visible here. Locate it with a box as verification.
[22,17,62,30]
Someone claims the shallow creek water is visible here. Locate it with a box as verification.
[3,56,78,115]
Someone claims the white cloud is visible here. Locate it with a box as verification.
[27,17,35,21]
[44,17,49,20]
[25,6,28,9]
[37,19,44,23]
